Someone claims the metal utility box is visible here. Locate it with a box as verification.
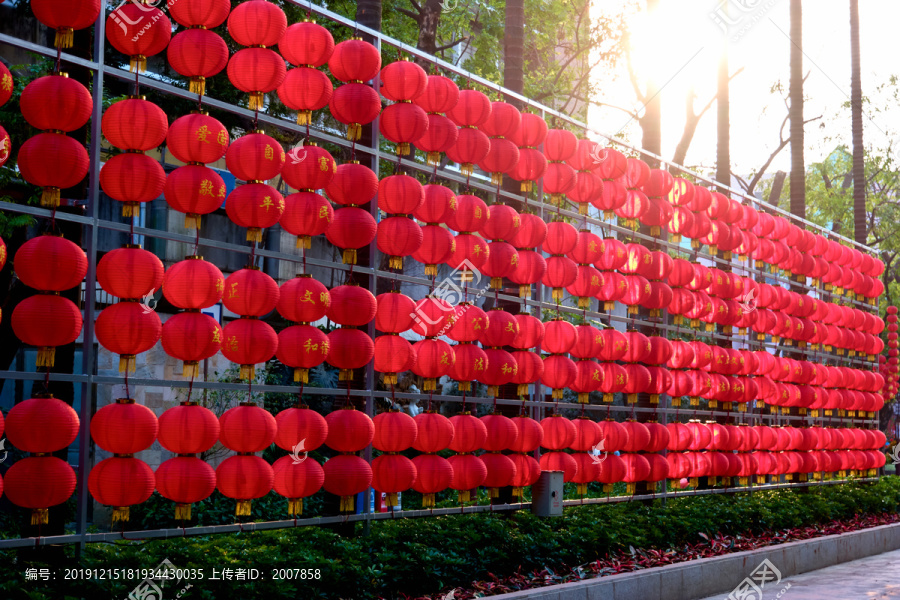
[531,470,564,517]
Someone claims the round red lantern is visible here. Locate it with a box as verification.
[223,268,279,317]
[88,457,155,523]
[160,311,223,377]
[163,256,224,310]
[18,132,89,207]
[277,325,329,383]
[31,0,101,48]
[158,403,220,454]
[167,28,229,95]
[11,295,83,368]
[95,301,162,372]
[106,3,171,72]
[217,454,275,515]
[156,456,217,519]
[274,406,328,452]
[221,317,278,380]
[22,75,92,132]
[326,207,378,265]
[412,454,453,507]
[226,183,285,242]
[91,398,157,454]
[4,456,76,524]
[6,395,79,453]
[164,165,226,229]
[100,152,166,217]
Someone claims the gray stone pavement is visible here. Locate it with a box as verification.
[699,548,900,600]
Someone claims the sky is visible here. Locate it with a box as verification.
[588,0,900,186]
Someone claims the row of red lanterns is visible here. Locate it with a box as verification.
[1,396,885,521]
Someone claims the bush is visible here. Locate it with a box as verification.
[2,478,899,600]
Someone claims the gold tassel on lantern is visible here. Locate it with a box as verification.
[689,396,699,407]
[604,301,615,310]
[130,55,147,73]
[122,202,140,218]
[738,476,748,487]
[339,369,354,382]
[578,393,589,404]
[650,394,659,405]
[708,400,718,408]
[626,483,636,495]
[288,498,303,515]
[340,496,354,512]
[521,181,532,193]
[690,318,700,329]
[513,487,524,498]
[650,226,660,236]
[487,385,499,397]
[603,393,613,403]
[112,507,131,523]
[627,305,639,315]
[398,143,411,156]
[552,388,564,400]
[489,487,499,498]
[175,504,192,520]
[294,368,309,384]
[236,500,252,516]
[490,277,503,289]
[708,476,717,486]
[384,373,398,385]
[576,483,587,495]
[184,214,202,229]
[119,355,137,373]
[40,187,61,208]
[627,393,637,404]
[517,384,529,396]
[689,477,698,488]
[183,361,200,378]
[343,249,358,265]
[31,509,49,525]
[422,493,435,508]
[385,493,399,507]
[578,297,591,309]
[346,123,362,141]
[189,77,206,96]
[519,285,531,298]
[458,381,471,392]
[602,483,614,493]
[671,397,682,407]
[491,173,503,185]
[295,235,312,249]
[55,27,74,48]
[425,264,438,276]
[297,110,312,125]
[691,239,701,250]
[578,204,589,216]
[650,309,660,318]
[552,288,564,301]
[756,475,766,484]
[246,228,263,243]
[704,323,714,332]
[240,365,255,381]
[37,347,56,368]
[424,378,437,391]
[426,152,441,166]
[461,163,474,177]
[671,234,681,244]
[389,256,404,270]
[458,490,470,503]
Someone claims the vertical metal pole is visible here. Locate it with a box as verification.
[362,33,382,532]
[76,3,106,556]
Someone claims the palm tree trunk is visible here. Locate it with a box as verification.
[789,0,805,219]
[356,0,382,33]
[850,0,866,244]
[716,45,730,192]
[503,0,525,103]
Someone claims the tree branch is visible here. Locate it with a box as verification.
[434,36,469,52]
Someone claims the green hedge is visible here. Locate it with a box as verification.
[2,478,899,600]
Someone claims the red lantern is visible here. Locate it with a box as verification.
[274,406,327,453]
[480,452,516,498]
[282,143,336,191]
[277,325,329,383]
[156,456,217,519]
[413,411,455,453]
[31,0,101,48]
[15,235,87,292]
[95,301,162,372]
[11,295,83,368]
[540,451,578,482]
[167,112,229,164]
[278,67,333,124]
[225,132,285,183]
[217,454,275,515]
[6,395,79,452]
[22,75,92,132]
[100,152,166,217]
[326,327,375,380]
[416,114,458,166]
[326,207,378,265]
[88,457,155,523]
[106,3,171,72]
[541,415,576,450]
[226,183,285,242]
[281,192,333,248]
[271,455,324,515]
[0,61,13,107]
[447,454,486,502]
[221,318,278,380]
[227,48,286,110]
[377,217,424,270]
[223,268,279,317]
[280,20,334,67]
[167,28,229,95]
[158,403,220,454]
[373,410,418,452]
[327,285,377,327]
[4,456,76,524]
[91,398,157,454]
[412,454,453,507]
[446,127,491,177]
[164,165,226,229]
[160,311,223,377]
[169,0,230,28]
[380,102,429,156]
[163,256,224,309]
[330,83,382,141]
[372,453,417,507]
[18,132,89,207]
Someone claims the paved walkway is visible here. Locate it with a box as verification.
[700,548,900,600]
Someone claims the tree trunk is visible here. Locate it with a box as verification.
[503,0,525,103]
[850,0,866,244]
[789,0,805,219]
[417,0,444,57]
[355,0,382,33]
[640,0,661,167]
[716,49,730,192]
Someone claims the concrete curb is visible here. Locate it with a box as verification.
[487,521,900,600]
